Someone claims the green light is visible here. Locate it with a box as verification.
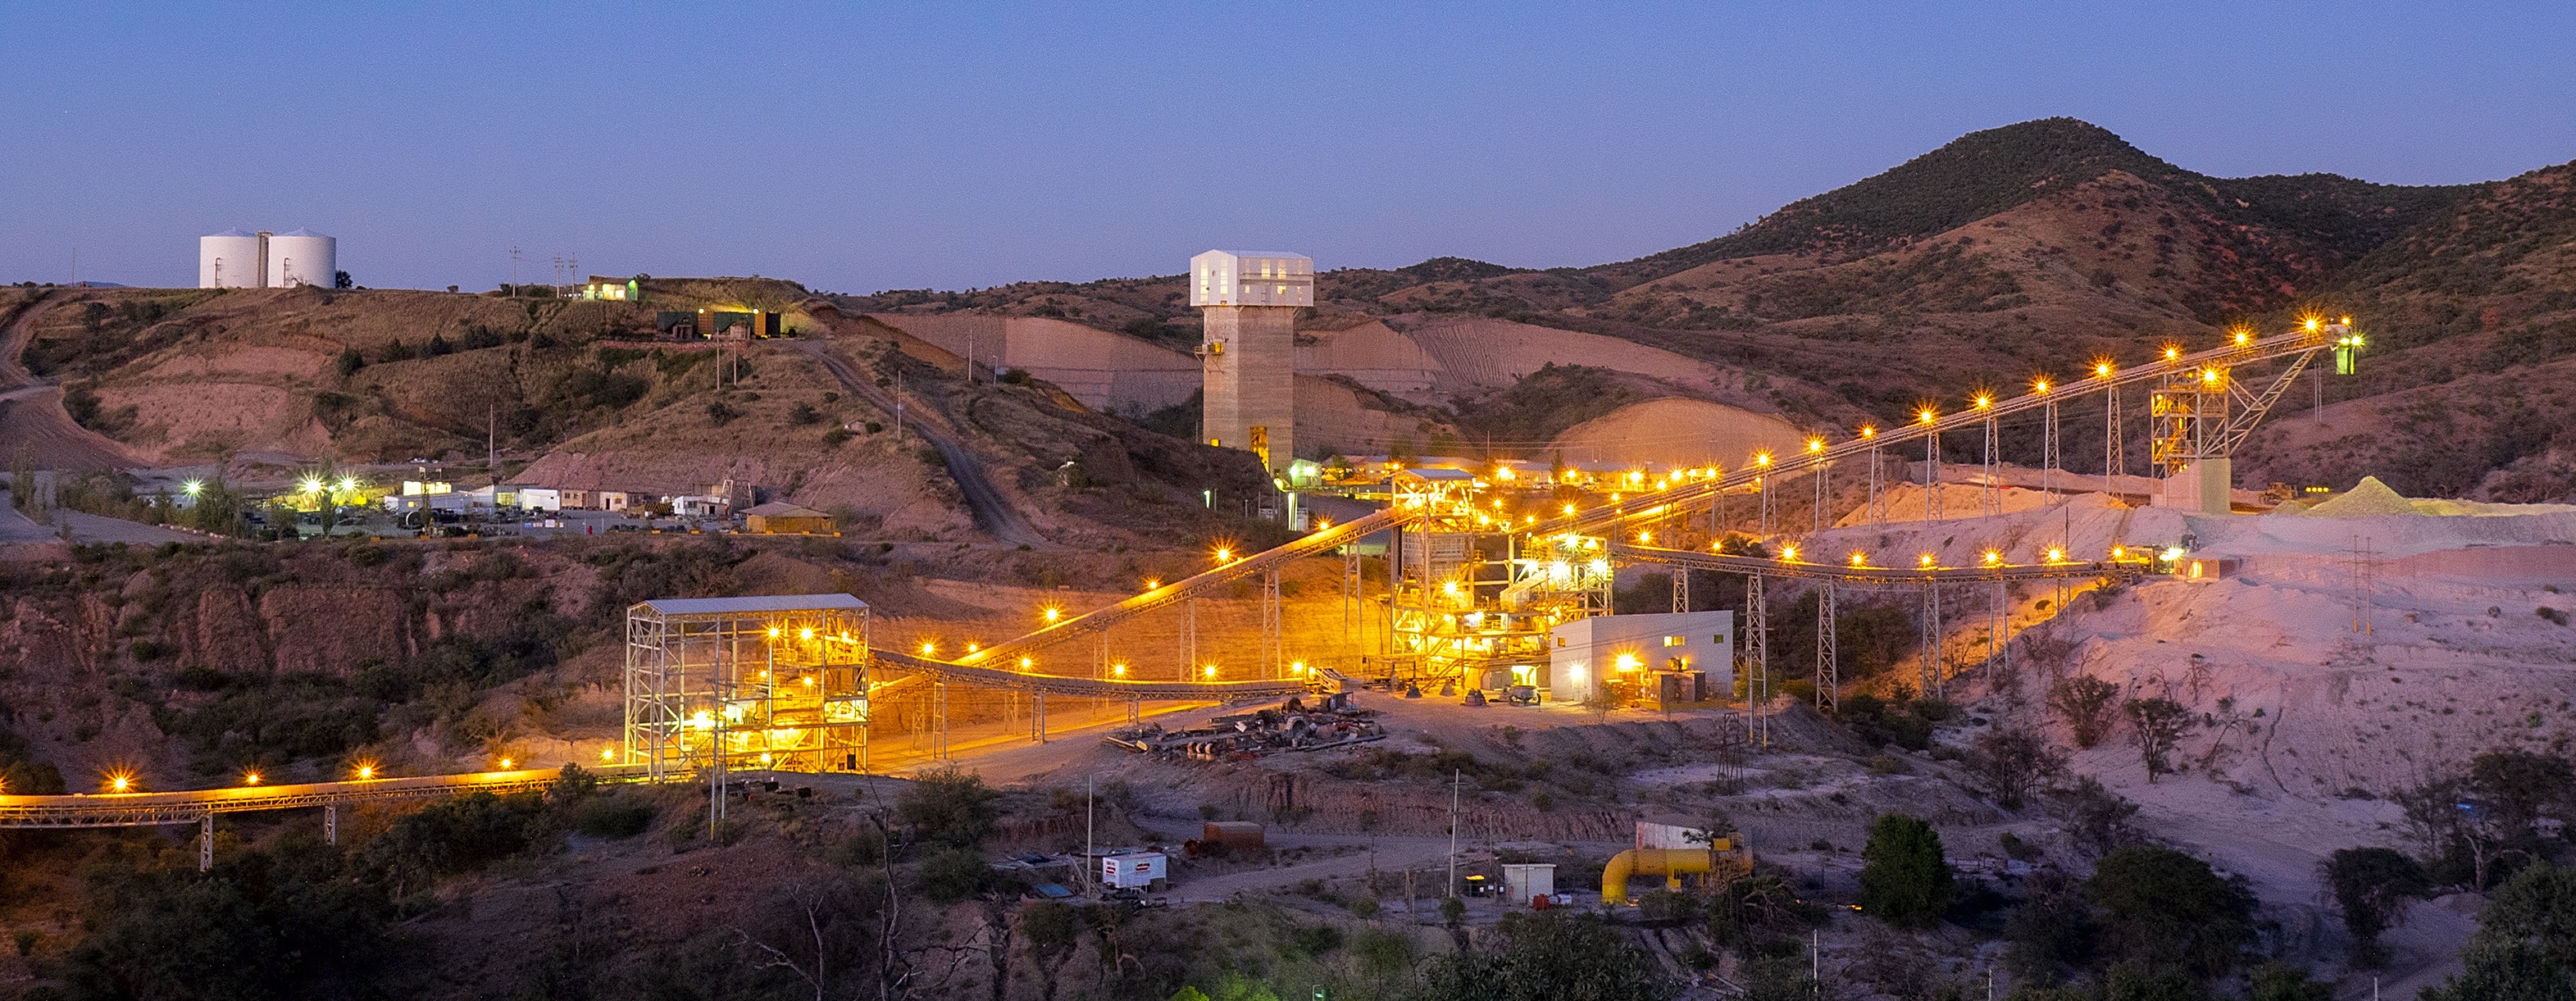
[181,480,203,497]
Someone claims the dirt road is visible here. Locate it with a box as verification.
[789,339,1049,548]
[0,294,143,471]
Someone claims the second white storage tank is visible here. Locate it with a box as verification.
[265,230,335,288]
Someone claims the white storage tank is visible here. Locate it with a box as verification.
[199,230,266,288]
[265,229,335,288]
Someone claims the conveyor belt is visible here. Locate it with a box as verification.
[1612,544,2151,584]
[874,649,1308,699]
[0,767,635,829]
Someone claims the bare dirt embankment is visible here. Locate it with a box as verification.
[1546,397,1809,467]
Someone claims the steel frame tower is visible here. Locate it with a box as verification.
[1814,580,1837,712]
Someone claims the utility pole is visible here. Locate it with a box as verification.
[1085,775,1095,894]
[510,246,521,291]
[1445,769,1461,898]
[487,405,498,487]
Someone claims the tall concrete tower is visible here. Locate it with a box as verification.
[1190,249,1311,472]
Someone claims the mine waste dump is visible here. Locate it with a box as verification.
[1102,695,1387,761]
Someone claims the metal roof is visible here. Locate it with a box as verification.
[633,594,867,617]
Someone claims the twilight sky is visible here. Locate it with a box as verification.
[3,2,2572,292]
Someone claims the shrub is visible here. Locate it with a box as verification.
[357,792,544,896]
[913,846,997,903]
[1409,911,1676,1001]
[571,795,656,839]
[896,767,999,848]
[1857,813,1953,929]
[1966,727,2067,809]
[2121,697,2195,781]
[2418,862,2576,1001]
[2323,847,2428,967]
[2084,845,2255,981]
[2050,776,2141,858]
[2048,676,2121,748]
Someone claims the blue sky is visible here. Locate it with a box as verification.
[3,2,2571,291]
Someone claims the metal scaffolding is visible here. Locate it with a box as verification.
[624,594,872,781]
[1385,469,1606,685]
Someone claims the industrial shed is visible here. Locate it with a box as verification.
[743,502,835,535]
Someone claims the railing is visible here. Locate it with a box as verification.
[0,767,626,829]
[873,649,1308,700]
[1523,329,2335,539]
[1612,544,2153,584]
[950,507,1412,667]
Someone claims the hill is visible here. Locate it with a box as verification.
[2,281,1283,547]
[835,118,2569,499]
[2236,159,2576,499]
[1586,117,2469,288]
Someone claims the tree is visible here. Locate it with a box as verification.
[2395,766,2519,890]
[2121,697,2195,782]
[1406,911,1676,1001]
[2084,845,2255,981]
[60,843,394,1000]
[1857,813,1953,929]
[2468,748,2574,837]
[2049,675,2121,748]
[2245,962,2333,1001]
[2322,847,2428,967]
[1967,727,2068,809]
[2418,862,2576,1001]
[2004,866,2096,984]
[333,270,353,289]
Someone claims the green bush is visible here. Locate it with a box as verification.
[2084,845,2255,981]
[913,846,997,903]
[1857,813,1953,929]
[571,795,655,839]
[58,842,394,1000]
[2419,862,2576,1001]
[896,767,999,848]
[1407,911,1675,1001]
[357,792,544,895]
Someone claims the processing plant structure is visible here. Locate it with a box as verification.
[623,595,873,779]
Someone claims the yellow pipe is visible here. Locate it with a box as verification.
[1600,844,1727,903]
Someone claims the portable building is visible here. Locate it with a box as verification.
[1502,863,1557,906]
[1102,853,1166,890]
[743,502,834,535]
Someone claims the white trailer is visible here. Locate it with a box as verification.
[1101,852,1165,890]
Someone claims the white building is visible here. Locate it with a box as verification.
[1191,250,1311,473]
[1502,863,1557,907]
[1101,852,1166,890]
[1548,611,1733,705]
[1190,250,1313,308]
[199,229,337,289]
